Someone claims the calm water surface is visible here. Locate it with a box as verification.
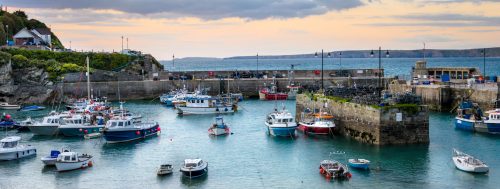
[0,100,498,189]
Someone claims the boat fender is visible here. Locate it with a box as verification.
[79,128,83,132]
[88,161,93,167]
[136,131,141,135]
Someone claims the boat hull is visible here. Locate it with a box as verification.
[28,125,60,136]
[59,126,104,137]
[297,124,334,135]
[41,157,57,166]
[103,125,160,143]
[177,106,235,115]
[181,167,208,178]
[485,122,500,134]
[208,127,230,136]
[454,118,477,132]
[55,158,93,172]
[267,126,297,137]
[453,157,489,173]
[348,162,369,170]
[0,148,37,161]
[265,94,288,100]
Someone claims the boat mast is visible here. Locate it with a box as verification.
[86,56,91,101]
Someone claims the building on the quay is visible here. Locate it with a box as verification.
[412,60,479,83]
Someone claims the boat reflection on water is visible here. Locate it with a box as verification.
[180,172,208,186]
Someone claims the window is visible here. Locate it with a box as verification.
[197,100,200,103]
[201,100,204,103]
[289,119,293,122]
[128,121,131,126]
[72,156,76,161]
[64,156,70,161]
[118,122,124,126]
[111,122,118,127]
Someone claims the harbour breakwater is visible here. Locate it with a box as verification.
[61,77,386,101]
[389,83,500,112]
[296,94,429,145]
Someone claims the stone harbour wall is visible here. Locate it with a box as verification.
[296,94,429,145]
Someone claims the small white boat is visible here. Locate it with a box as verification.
[84,132,102,139]
[208,116,230,136]
[41,148,70,166]
[55,151,93,172]
[452,148,489,173]
[0,103,21,110]
[29,112,71,136]
[157,164,173,176]
[16,117,34,131]
[180,159,208,178]
[265,106,297,137]
[348,159,370,170]
[0,136,37,161]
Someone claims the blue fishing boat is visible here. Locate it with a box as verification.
[483,109,500,134]
[348,159,370,170]
[103,116,160,143]
[18,105,46,111]
[264,106,297,137]
[455,100,483,132]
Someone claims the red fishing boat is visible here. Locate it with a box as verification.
[298,112,335,135]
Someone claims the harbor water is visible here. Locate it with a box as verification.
[1,100,499,188]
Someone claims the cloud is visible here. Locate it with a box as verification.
[398,34,456,43]
[363,13,500,27]
[5,0,364,20]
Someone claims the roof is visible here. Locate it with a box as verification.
[184,159,202,164]
[0,136,21,142]
[33,28,51,35]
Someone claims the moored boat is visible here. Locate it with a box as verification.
[18,105,46,111]
[16,117,33,131]
[0,136,37,161]
[265,106,297,137]
[0,103,21,110]
[180,159,208,178]
[452,148,489,173]
[55,151,93,172]
[41,148,70,166]
[0,114,17,130]
[298,111,335,135]
[157,164,173,176]
[58,114,105,137]
[208,116,230,136]
[455,100,483,132]
[348,159,370,170]
[177,96,237,115]
[483,109,500,134]
[28,112,70,136]
[286,85,300,100]
[319,160,351,179]
[103,116,160,143]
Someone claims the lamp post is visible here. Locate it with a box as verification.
[315,50,331,92]
[370,47,389,104]
[5,25,8,45]
[256,53,259,79]
[339,51,342,70]
[481,48,486,77]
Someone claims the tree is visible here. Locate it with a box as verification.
[13,10,28,19]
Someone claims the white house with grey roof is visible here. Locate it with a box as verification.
[13,27,52,49]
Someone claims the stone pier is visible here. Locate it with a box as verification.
[296,94,429,145]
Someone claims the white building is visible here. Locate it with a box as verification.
[13,27,52,49]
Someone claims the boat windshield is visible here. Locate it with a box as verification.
[185,163,197,168]
[1,141,17,148]
[111,122,118,127]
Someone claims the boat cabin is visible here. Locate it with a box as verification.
[0,136,20,148]
[266,112,294,125]
[41,116,62,125]
[485,109,500,122]
[185,97,214,108]
[107,118,133,128]
[184,159,204,168]
[57,152,79,162]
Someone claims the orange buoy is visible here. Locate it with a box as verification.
[88,161,93,167]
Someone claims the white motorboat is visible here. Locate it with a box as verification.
[452,148,489,173]
[41,148,70,166]
[55,151,93,172]
[157,164,173,176]
[16,117,34,131]
[208,116,230,136]
[180,159,208,178]
[177,96,237,115]
[0,136,36,161]
[58,114,105,137]
[0,103,20,110]
[28,112,70,136]
[265,106,298,137]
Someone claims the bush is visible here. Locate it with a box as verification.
[0,51,11,66]
[11,54,29,68]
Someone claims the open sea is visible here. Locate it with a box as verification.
[162,57,500,77]
[1,99,500,189]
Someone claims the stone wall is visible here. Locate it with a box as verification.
[62,77,382,100]
[389,83,498,111]
[296,94,429,145]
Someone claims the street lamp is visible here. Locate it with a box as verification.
[315,50,331,92]
[5,25,8,45]
[481,48,486,77]
[256,53,259,79]
[370,47,389,104]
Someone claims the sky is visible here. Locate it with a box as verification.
[4,0,500,59]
